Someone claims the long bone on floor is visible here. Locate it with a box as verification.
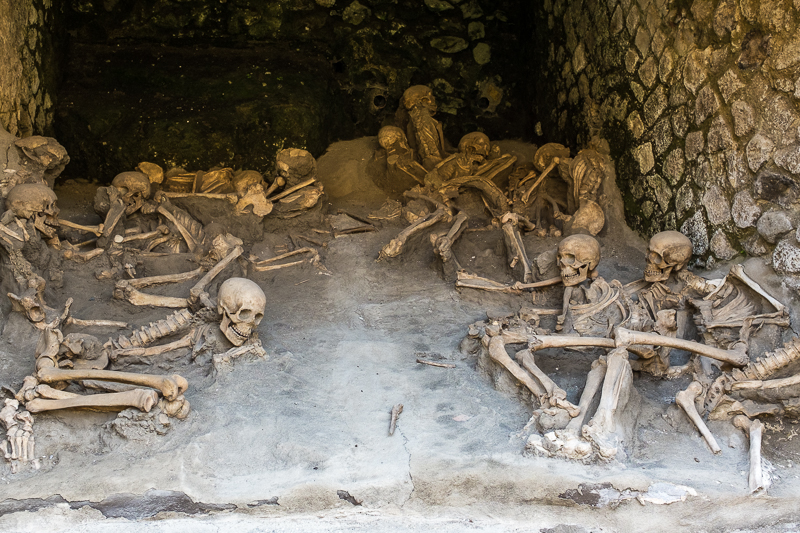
[431,211,468,275]
[565,358,607,432]
[581,347,632,458]
[501,213,535,283]
[379,207,450,259]
[487,335,579,415]
[676,381,721,454]
[36,366,188,402]
[733,415,767,493]
[250,247,321,272]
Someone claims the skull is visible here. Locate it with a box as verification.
[276,148,316,187]
[217,278,266,346]
[556,234,601,286]
[112,171,151,215]
[5,183,60,239]
[402,85,437,114]
[644,230,693,282]
[377,126,408,151]
[458,132,491,164]
[232,170,265,198]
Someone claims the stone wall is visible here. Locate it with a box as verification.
[58,0,536,181]
[531,0,800,271]
[0,0,60,137]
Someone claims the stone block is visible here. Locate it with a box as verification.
[664,148,685,184]
[680,210,709,255]
[773,145,800,175]
[746,134,775,171]
[710,230,737,259]
[633,142,655,173]
[643,84,667,125]
[757,210,794,243]
[731,100,754,137]
[695,84,719,124]
[706,116,734,153]
[732,190,761,228]
[685,131,705,160]
[718,69,745,103]
[639,55,658,87]
[773,238,800,274]
[703,185,731,225]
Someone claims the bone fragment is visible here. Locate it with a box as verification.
[614,328,749,367]
[488,336,546,401]
[676,381,721,454]
[733,415,766,493]
[565,358,607,432]
[416,358,455,368]
[502,218,533,283]
[157,205,200,252]
[58,219,103,236]
[25,389,159,413]
[33,384,81,400]
[117,267,204,290]
[582,348,632,458]
[389,404,403,436]
[65,317,128,328]
[101,200,126,240]
[251,247,320,272]
[266,178,316,202]
[512,276,563,290]
[520,157,559,204]
[37,367,188,401]
[379,208,449,259]
[113,225,169,244]
[728,264,785,313]
[115,285,189,308]
[113,333,192,358]
[455,271,522,294]
[62,247,104,263]
[516,349,580,417]
[732,373,800,391]
[190,245,243,302]
[263,176,285,198]
[163,192,238,203]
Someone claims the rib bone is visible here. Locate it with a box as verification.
[25,389,159,413]
[728,264,785,313]
[676,381,721,454]
[37,367,187,401]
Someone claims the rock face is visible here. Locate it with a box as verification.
[35,0,536,182]
[0,1,59,138]
[528,0,800,266]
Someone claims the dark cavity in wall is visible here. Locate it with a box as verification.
[54,0,538,183]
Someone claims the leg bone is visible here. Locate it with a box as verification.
[734,415,766,492]
[25,389,159,413]
[676,381,721,454]
[37,367,187,401]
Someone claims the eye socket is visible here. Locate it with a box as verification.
[560,253,576,266]
[647,251,663,264]
[237,309,253,321]
[254,312,264,325]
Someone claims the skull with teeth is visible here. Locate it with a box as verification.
[557,234,601,286]
[5,183,60,239]
[458,132,491,165]
[644,230,693,282]
[217,278,266,346]
[112,171,151,216]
